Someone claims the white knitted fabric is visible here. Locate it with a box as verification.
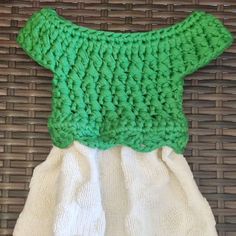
[13,142,218,236]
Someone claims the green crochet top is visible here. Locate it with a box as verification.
[16,7,233,154]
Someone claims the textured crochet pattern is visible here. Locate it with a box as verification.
[16,7,234,154]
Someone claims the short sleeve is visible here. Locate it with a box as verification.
[180,11,234,77]
[16,8,59,72]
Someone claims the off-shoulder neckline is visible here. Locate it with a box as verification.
[37,7,209,43]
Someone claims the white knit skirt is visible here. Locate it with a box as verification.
[13,142,218,236]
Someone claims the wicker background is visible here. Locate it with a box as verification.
[0,1,236,235]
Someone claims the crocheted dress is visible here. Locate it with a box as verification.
[13,7,233,236]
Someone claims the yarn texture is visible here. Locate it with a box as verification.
[16,7,234,154]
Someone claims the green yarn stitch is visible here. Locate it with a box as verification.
[16,7,234,153]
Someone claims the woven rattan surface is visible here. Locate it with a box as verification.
[0,1,236,235]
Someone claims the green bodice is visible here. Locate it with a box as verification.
[16,8,233,153]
